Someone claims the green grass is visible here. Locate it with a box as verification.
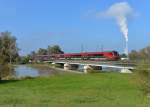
[0,73,150,107]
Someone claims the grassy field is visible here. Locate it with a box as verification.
[0,72,150,107]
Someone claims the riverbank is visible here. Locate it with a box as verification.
[14,64,73,78]
[0,72,150,107]
[1,63,83,80]
[27,63,84,74]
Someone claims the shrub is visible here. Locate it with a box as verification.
[135,62,150,98]
[0,64,14,80]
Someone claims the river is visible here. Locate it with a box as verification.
[14,65,63,78]
[13,64,121,78]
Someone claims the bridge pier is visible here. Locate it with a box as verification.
[51,62,56,67]
[64,63,79,70]
[52,62,64,68]
[83,65,102,73]
[64,63,70,70]
[120,68,132,73]
[83,65,92,73]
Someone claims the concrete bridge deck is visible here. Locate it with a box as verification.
[44,60,135,73]
[45,60,136,66]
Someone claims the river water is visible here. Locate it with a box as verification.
[14,65,63,78]
[13,65,121,78]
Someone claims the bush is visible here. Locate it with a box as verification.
[136,62,150,78]
[135,62,150,98]
[0,64,14,80]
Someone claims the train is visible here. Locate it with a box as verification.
[35,51,120,61]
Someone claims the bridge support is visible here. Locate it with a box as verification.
[120,68,132,73]
[83,65,102,73]
[51,62,56,67]
[84,65,93,73]
[64,63,70,70]
[52,63,64,68]
[64,63,79,70]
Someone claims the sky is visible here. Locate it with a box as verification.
[0,0,150,55]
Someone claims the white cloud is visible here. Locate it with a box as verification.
[98,2,133,18]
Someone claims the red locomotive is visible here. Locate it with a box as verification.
[36,51,120,61]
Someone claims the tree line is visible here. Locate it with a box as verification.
[20,45,64,64]
[129,46,150,61]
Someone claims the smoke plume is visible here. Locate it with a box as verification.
[97,2,133,42]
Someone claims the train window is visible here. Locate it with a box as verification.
[113,51,119,56]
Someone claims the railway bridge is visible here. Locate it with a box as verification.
[44,60,135,73]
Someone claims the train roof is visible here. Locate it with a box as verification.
[36,51,119,56]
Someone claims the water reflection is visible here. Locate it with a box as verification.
[14,65,39,77]
[78,65,120,72]
[14,65,62,78]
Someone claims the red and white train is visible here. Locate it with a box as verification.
[36,51,120,61]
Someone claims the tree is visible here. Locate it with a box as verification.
[27,45,64,62]
[19,56,30,64]
[47,45,64,54]
[0,31,19,79]
[0,31,19,64]
[129,50,139,60]
[138,46,150,60]
[129,46,150,61]
[37,48,48,55]
[28,51,36,60]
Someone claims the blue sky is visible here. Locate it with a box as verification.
[0,0,149,55]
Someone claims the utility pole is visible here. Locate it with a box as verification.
[101,44,104,52]
[96,45,99,52]
[81,44,84,52]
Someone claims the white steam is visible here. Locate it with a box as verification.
[116,15,128,41]
[97,2,133,42]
